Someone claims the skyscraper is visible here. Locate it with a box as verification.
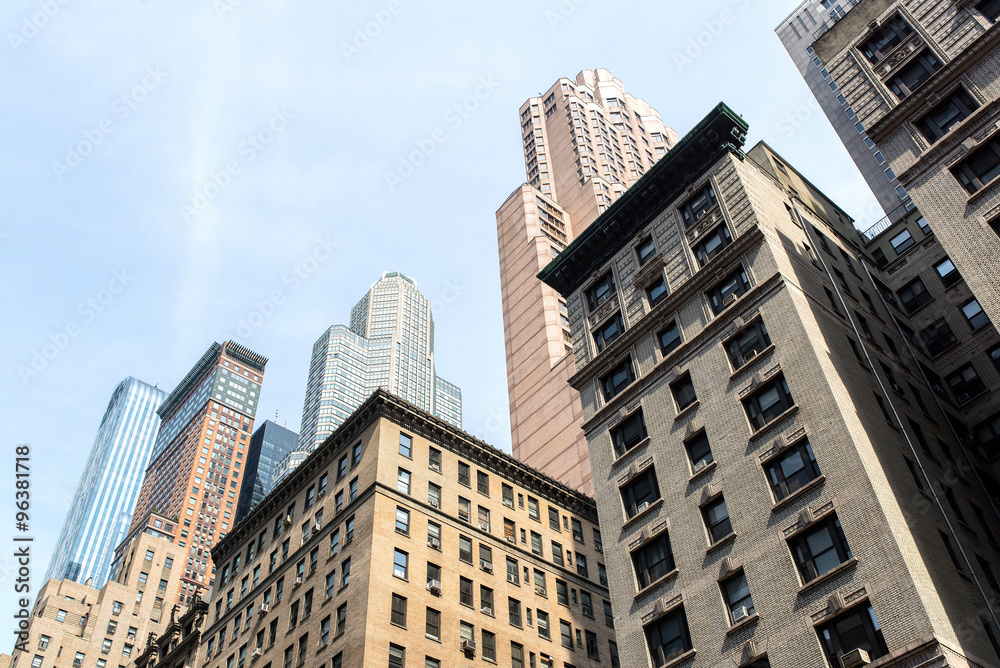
[776,0,913,220]
[122,341,267,607]
[539,103,1000,667]
[44,376,165,589]
[497,68,677,494]
[297,271,462,454]
[233,420,299,523]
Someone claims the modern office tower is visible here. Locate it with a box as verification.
[298,272,462,455]
[123,341,267,608]
[234,421,300,523]
[497,69,678,495]
[539,103,1000,668]
[10,519,182,668]
[798,0,1000,333]
[145,389,615,668]
[776,1,913,219]
[44,376,165,589]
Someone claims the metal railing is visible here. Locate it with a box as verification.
[861,201,913,242]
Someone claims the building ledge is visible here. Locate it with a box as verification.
[622,499,664,530]
[797,558,858,596]
[725,613,759,635]
[771,476,826,513]
[706,532,737,554]
[635,569,680,600]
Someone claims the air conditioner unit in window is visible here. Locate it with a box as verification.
[480,560,493,573]
[428,537,441,549]
[314,522,322,533]
[283,515,293,526]
[637,501,650,513]
[595,545,603,554]
[505,535,516,544]
[693,459,709,473]
[840,648,871,668]
[294,576,303,586]
[481,605,492,615]
[429,498,440,508]
[251,648,262,659]
[317,490,326,498]
[536,586,547,596]
[258,604,269,614]
[731,606,749,623]
[460,639,477,653]
[427,579,442,595]
[957,393,970,404]
[723,293,739,307]
[479,521,490,531]
[503,499,514,508]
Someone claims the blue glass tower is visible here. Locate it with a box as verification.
[44,376,166,587]
[234,420,300,522]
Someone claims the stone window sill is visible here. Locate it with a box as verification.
[706,532,737,554]
[797,558,858,595]
[771,476,826,513]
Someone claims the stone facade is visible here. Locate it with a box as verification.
[186,389,615,668]
[540,104,1000,668]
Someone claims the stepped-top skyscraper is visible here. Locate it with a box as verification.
[497,68,678,494]
[44,376,165,589]
[297,271,462,453]
[122,341,267,607]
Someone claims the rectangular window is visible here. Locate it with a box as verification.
[388,644,404,668]
[702,496,732,543]
[934,258,961,287]
[765,440,821,500]
[693,224,732,266]
[621,468,660,518]
[459,577,474,607]
[658,321,681,356]
[501,484,513,507]
[647,276,668,306]
[528,496,540,520]
[890,229,915,254]
[425,607,440,639]
[530,532,543,557]
[395,507,410,535]
[428,447,441,471]
[920,318,957,356]
[707,268,750,314]
[428,482,441,508]
[632,532,675,588]
[458,461,470,487]
[392,549,408,579]
[560,620,573,648]
[637,235,657,265]
[817,605,888,666]
[917,88,979,142]
[610,410,647,458]
[889,50,941,99]
[594,313,625,352]
[721,571,755,623]
[585,272,616,311]
[476,471,489,496]
[644,607,692,666]
[390,594,407,627]
[685,430,713,471]
[860,14,912,63]
[946,363,986,403]
[962,298,989,330]
[509,597,522,626]
[681,184,717,227]
[953,135,1000,193]
[743,375,794,430]
[791,516,852,582]
[670,373,696,411]
[506,557,519,585]
[726,319,771,369]
[459,535,473,563]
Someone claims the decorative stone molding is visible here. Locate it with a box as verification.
[783,498,837,537]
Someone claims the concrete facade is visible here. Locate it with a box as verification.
[184,389,615,668]
[498,69,678,495]
[540,104,1000,668]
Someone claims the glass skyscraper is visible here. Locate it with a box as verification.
[44,376,165,588]
[297,271,462,453]
[234,420,299,522]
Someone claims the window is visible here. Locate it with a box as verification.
[398,433,412,458]
[428,447,441,471]
[477,471,490,496]
[889,229,914,254]
[594,313,624,352]
[920,318,957,356]
[946,363,986,403]
[395,507,410,534]
[962,298,989,330]
[56,609,67,622]
[721,571,755,623]
[685,430,713,470]
[396,468,410,495]
[459,577,473,607]
[511,642,525,668]
[743,375,794,430]
[610,410,647,459]
[702,496,732,543]
[681,183,717,227]
[693,224,732,266]
[556,579,569,606]
[576,553,589,578]
[390,594,407,627]
[817,605,888,667]
[647,276,668,306]
[502,484,513,507]
[482,630,496,662]
[351,442,362,467]
[766,441,821,503]
[337,603,347,635]
[530,532,543,557]
[708,268,750,314]
[560,620,573,648]
[586,630,599,659]
[537,610,550,639]
[459,535,473,563]
[600,358,635,401]
[506,558,519,585]
[897,277,931,313]
[726,319,771,368]
[632,532,675,588]
[509,597,523,626]
[480,584,493,613]
[645,607,693,666]
[458,461,470,486]
[388,644,405,668]
[860,15,911,63]
[585,272,616,311]
[392,549,408,579]
[428,482,441,508]
[636,235,657,265]
[917,88,979,142]
[791,516,852,582]
[888,51,942,99]
[953,135,1000,194]
[670,373,696,411]
[337,455,347,480]
[933,258,961,288]
[657,321,681,356]
[621,468,660,519]
[978,0,1000,21]
[425,607,440,639]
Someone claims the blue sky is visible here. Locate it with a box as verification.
[0,0,882,639]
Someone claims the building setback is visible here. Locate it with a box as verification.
[123,341,267,608]
[10,513,183,668]
[234,420,300,523]
[540,103,1000,668]
[157,389,616,668]
[44,376,165,589]
[497,69,678,495]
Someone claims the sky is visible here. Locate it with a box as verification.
[0,0,884,641]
